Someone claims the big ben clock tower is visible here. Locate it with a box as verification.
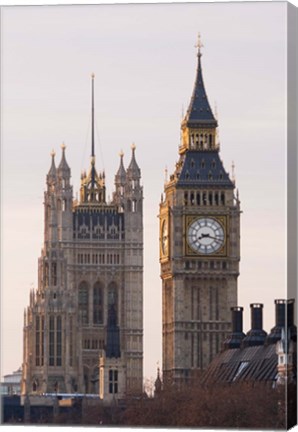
[159,36,241,385]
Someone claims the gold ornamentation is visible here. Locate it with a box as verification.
[195,32,204,53]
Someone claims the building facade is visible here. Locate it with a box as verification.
[22,76,143,399]
[159,39,241,384]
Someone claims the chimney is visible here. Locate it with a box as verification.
[266,299,296,344]
[241,303,267,348]
[223,306,246,349]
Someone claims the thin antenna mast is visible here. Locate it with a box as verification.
[91,73,95,158]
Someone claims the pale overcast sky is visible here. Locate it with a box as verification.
[1,1,290,381]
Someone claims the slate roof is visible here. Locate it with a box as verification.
[185,53,217,128]
[202,345,278,385]
[177,150,234,188]
[202,343,296,386]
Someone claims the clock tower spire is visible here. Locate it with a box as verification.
[180,34,218,155]
[159,37,241,386]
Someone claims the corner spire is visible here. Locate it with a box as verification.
[58,142,70,173]
[127,143,141,179]
[115,150,126,185]
[47,149,57,183]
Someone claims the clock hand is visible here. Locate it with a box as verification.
[198,233,223,243]
[198,233,210,239]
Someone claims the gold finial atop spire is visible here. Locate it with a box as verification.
[50,149,56,157]
[61,142,66,150]
[119,149,124,158]
[91,73,95,79]
[131,142,136,151]
[164,166,168,183]
[195,32,204,56]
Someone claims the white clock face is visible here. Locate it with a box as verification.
[161,220,168,255]
[187,217,225,255]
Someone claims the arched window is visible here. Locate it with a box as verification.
[93,282,103,324]
[108,282,118,321]
[221,193,225,205]
[84,366,90,394]
[92,366,99,393]
[78,282,89,325]
[56,316,62,366]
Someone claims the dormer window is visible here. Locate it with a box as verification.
[212,160,216,169]
[201,160,205,169]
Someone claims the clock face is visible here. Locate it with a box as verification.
[161,220,168,255]
[187,217,225,255]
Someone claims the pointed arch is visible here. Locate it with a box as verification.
[78,281,89,325]
[108,281,118,322]
[93,281,103,324]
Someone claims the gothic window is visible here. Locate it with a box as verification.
[109,370,118,394]
[203,192,207,205]
[215,193,219,205]
[221,193,225,205]
[51,262,57,286]
[93,282,103,324]
[35,316,40,366]
[199,134,203,147]
[184,192,188,205]
[92,366,99,393]
[57,199,61,211]
[208,193,213,205]
[56,316,62,366]
[44,262,49,287]
[48,315,62,367]
[40,316,44,365]
[49,316,55,366]
[69,316,73,367]
[62,199,67,211]
[209,134,213,147]
[195,134,199,147]
[84,366,90,394]
[190,192,194,205]
[108,282,118,320]
[78,282,89,325]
